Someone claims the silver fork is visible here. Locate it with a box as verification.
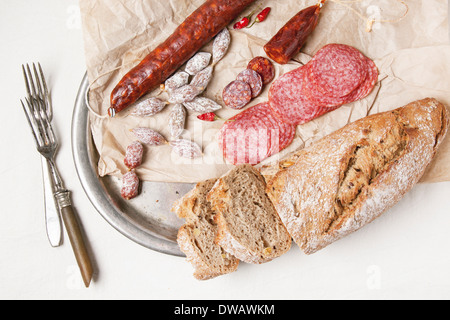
[21,63,93,287]
[22,63,62,247]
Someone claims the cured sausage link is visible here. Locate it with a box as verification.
[263,4,322,65]
[109,0,257,117]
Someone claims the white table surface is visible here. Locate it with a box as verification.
[1,0,450,300]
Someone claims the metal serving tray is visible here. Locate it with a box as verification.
[71,73,192,257]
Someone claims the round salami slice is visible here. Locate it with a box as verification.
[307,44,367,98]
[219,117,269,165]
[218,103,295,165]
[305,56,378,108]
[268,65,323,125]
[243,103,284,157]
[346,57,379,101]
[261,106,295,155]
[301,63,350,108]
[236,69,263,98]
[222,80,252,109]
[247,56,275,85]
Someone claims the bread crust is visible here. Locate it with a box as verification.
[172,179,239,280]
[266,98,449,254]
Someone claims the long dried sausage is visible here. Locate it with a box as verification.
[109,0,257,116]
[263,4,323,65]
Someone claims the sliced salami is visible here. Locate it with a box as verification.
[267,44,378,128]
[268,66,323,125]
[222,80,252,109]
[307,44,367,98]
[347,57,379,101]
[218,102,295,165]
[219,107,269,164]
[247,56,275,85]
[304,55,378,108]
[236,69,263,98]
[301,63,351,108]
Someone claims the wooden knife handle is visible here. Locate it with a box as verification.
[56,190,93,288]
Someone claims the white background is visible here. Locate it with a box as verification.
[1,0,449,300]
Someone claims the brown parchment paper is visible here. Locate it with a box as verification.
[79,0,450,184]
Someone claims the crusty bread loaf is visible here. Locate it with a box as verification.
[207,164,292,264]
[172,179,239,280]
[266,98,449,254]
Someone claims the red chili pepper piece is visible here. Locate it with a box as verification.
[256,7,271,22]
[246,7,271,28]
[197,112,218,121]
[234,9,257,29]
[233,17,249,29]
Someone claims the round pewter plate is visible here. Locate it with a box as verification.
[72,73,192,257]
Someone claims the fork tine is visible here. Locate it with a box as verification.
[33,63,44,101]
[25,64,38,100]
[21,98,43,148]
[30,96,52,146]
[22,65,32,99]
[32,63,48,119]
[39,99,57,145]
[37,63,52,119]
[23,63,52,119]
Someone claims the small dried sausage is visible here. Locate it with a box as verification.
[131,127,167,145]
[190,66,213,92]
[168,85,202,104]
[185,52,211,75]
[168,104,186,139]
[124,141,144,169]
[131,97,167,117]
[121,170,140,200]
[212,28,231,64]
[164,71,189,92]
[183,97,222,113]
[170,139,202,159]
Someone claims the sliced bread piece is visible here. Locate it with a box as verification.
[172,178,239,280]
[207,164,292,264]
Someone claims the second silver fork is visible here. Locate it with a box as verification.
[23,63,62,247]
